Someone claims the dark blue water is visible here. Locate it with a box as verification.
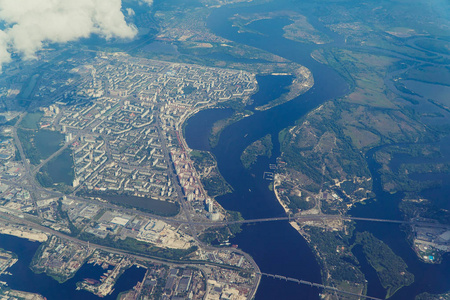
[247,75,293,109]
[184,3,349,299]
[184,108,233,151]
[187,1,450,299]
[350,148,450,299]
[352,245,386,298]
[0,234,146,300]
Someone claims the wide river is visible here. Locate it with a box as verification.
[185,0,450,299]
[186,1,348,299]
[0,1,448,299]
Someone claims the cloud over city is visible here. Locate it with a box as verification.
[0,0,152,71]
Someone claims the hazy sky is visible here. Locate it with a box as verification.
[0,0,152,71]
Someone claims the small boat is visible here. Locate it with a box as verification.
[84,278,100,285]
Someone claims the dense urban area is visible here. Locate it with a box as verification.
[0,0,449,299]
[0,50,262,299]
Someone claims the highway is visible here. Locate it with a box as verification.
[11,113,41,217]
[0,210,377,300]
[166,214,450,230]
[156,117,196,233]
[5,112,445,300]
[171,117,263,299]
[2,170,446,232]
[3,172,446,232]
[0,210,242,271]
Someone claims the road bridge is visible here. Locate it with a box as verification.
[260,272,382,300]
[183,215,450,229]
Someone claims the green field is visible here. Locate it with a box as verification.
[19,112,43,130]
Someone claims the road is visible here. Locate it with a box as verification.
[31,134,78,176]
[3,171,446,232]
[6,109,443,300]
[261,272,382,300]
[167,115,262,297]
[0,208,263,298]
[0,210,238,271]
[0,210,376,300]
[11,113,41,217]
[156,117,197,235]
[169,214,450,230]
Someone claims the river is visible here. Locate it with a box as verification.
[186,2,348,299]
[185,0,450,299]
[1,1,448,299]
[0,234,146,300]
[350,146,450,299]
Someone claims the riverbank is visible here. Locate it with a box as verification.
[2,289,46,300]
[255,66,313,111]
[183,71,326,299]
[0,223,48,243]
[273,174,368,298]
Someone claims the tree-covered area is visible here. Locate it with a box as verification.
[199,211,243,245]
[279,101,373,183]
[355,231,414,298]
[286,194,315,211]
[19,112,44,130]
[79,232,197,261]
[55,199,80,236]
[240,134,273,169]
[189,149,232,198]
[208,99,253,148]
[375,146,444,194]
[415,292,450,300]
[201,176,231,198]
[400,200,450,225]
[189,150,215,173]
[304,226,364,284]
[17,129,40,165]
[182,85,197,95]
[199,226,231,245]
[278,44,439,201]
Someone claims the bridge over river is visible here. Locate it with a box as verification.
[185,214,450,229]
[260,272,382,300]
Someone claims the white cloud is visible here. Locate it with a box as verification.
[139,0,154,6]
[0,30,10,66]
[0,0,139,71]
[126,8,136,16]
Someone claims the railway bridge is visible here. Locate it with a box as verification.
[260,272,382,300]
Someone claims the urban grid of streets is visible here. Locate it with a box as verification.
[0,52,262,300]
[1,51,445,300]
